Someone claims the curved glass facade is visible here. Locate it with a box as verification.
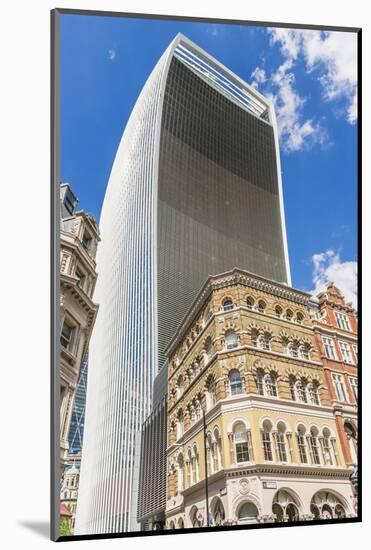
[75,34,290,535]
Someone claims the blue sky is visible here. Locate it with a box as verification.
[60,14,358,305]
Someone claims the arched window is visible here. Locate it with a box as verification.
[186,450,192,488]
[275,305,282,318]
[246,296,254,310]
[207,377,216,409]
[307,382,320,405]
[178,517,184,529]
[309,427,321,464]
[213,428,222,471]
[176,375,184,398]
[287,342,298,358]
[233,422,251,462]
[299,344,310,360]
[256,370,264,395]
[195,400,202,420]
[222,298,234,312]
[296,312,304,324]
[289,376,297,400]
[344,422,358,465]
[273,491,300,523]
[262,420,273,461]
[177,453,184,492]
[264,373,277,397]
[190,506,201,527]
[204,338,215,363]
[296,379,307,402]
[176,411,184,439]
[285,309,293,321]
[296,424,308,463]
[225,330,239,349]
[251,329,259,348]
[237,502,259,524]
[257,333,270,351]
[321,428,334,465]
[191,446,199,484]
[229,370,243,395]
[213,498,225,525]
[276,422,288,462]
[311,491,347,520]
[257,300,266,313]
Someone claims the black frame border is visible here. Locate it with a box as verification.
[51,7,362,543]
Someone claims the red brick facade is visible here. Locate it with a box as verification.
[312,283,358,468]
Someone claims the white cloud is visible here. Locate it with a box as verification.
[272,67,327,152]
[250,28,356,152]
[250,67,266,88]
[269,28,357,124]
[310,249,357,308]
[108,49,116,61]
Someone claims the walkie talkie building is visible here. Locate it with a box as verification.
[75,34,291,535]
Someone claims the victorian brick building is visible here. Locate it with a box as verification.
[311,283,358,468]
[165,269,354,529]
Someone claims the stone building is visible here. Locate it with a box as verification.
[60,464,80,531]
[311,283,358,469]
[165,268,355,528]
[59,183,100,468]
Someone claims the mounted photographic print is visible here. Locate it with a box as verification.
[51,8,361,542]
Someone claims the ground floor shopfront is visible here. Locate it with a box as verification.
[165,467,356,529]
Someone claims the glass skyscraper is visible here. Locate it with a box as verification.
[75,34,291,535]
[68,352,89,454]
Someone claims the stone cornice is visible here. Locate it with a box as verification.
[226,463,351,479]
[60,231,97,271]
[165,267,311,358]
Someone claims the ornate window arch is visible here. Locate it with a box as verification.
[176,409,184,440]
[308,426,321,464]
[229,369,243,396]
[237,501,259,524]
[272,490,301,522]
[296,424,308,464]
[307,380,320,405]
[256,299,266,313]
[222,297,234,312]
[285,309,293,322]
[295,378,308,402]
[276,421,289,462]
[296,312,304,324]
[176,375,184,398]
[233,421,252,463]
[261,419,274,461]
[224,329,239,350]
[246,296,255,310]
[206,375,217,409]
[287,341,299,358]
[310,491,347,519]
[299,343,311,360]
[204,337,215,363]
[275,305,283,318]
[257,332,271,351]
